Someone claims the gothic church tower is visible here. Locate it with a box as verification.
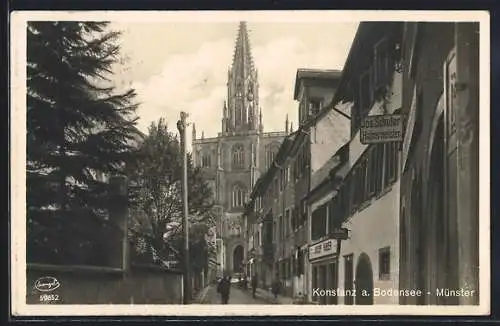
[223,22,262,134]
[192,22,287,275]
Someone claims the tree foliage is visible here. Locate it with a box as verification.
[26,21,141,265]
[126,118,215,268]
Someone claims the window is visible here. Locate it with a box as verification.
[266,149,277,169]
[367,145,384,197]
[359,69,373,118]
[232,144,244,169]
[279,215,283,244]
[384,142,398,186]
[301,199,307,225]
[379,247,391,280]
[374,38,390,91]
[232,183,246,208]
[311,204,327,241]
[201,154,211,168]
[309,100,321,116]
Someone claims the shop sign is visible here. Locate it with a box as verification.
[360,114,404,144]
[308,238,338,261]
[329,228,349,240]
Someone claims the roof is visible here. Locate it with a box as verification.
[324,22,404,113]
[306,142,349,202]
[293,68,342,100]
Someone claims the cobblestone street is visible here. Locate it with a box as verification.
[202,285,270,304]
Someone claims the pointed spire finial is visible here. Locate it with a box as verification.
[192,123,197,140]
[285,114,289,134]
[290,122,294,133]
[231,21,254,77]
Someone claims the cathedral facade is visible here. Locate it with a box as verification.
[192,22,290,275]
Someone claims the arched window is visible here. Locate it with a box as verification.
[232,183,247,208]
[266,150,277,168]
[202,154,211,168]
[232,144,245,169]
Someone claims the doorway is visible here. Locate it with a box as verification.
[355,253,374,305]
[233,245,244,273]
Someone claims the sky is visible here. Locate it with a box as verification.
[109,21,359,143]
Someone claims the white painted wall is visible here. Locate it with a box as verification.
[337,182,400,305]
[310,107,350,175]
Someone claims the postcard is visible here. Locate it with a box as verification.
[10,10,490,316]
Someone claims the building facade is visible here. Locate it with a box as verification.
[398,22,480,305]
[192,22,287,275]
[303,21,480,306]
[304,22,404,305]
[244,69,348,297]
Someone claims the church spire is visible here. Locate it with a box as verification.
[231,21,254,77]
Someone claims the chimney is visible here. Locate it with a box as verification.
[192,123,197,140]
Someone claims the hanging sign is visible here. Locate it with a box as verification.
[360,114,404,144]
[308,238,338,261]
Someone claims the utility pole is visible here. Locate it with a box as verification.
[177,111,190,304]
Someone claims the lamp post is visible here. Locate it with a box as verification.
[177,111,190,304]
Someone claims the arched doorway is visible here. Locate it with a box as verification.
[233,245,244,273]
[355,253,374,305]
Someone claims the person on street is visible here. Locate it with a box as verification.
[251,273,258,299]
[217,275,231,304]
[271,274,281,301]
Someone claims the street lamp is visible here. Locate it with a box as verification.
[177,111,191,304]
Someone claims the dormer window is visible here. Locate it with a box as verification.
[309,100,321,116]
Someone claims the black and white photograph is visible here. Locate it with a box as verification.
[10,11,489,316]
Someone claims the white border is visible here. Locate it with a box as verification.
[10,10,490,316]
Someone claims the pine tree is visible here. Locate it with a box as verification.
[126,118,215,266]
[27,22,141,265]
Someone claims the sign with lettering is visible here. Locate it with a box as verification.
[329,227,349,240]
[308,238,338,261]
[360,114,404,144]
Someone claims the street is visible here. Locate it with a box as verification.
[202,285,270,304]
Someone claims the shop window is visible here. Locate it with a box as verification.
[312,266,318,301]
[379,246,391,280]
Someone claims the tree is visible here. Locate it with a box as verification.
[26,22,141,265]
[126,118,215,266]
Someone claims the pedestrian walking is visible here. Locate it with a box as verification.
[251,273,258,299]
[271,274,281,301]
[217,275,231,304]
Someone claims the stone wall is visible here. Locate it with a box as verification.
[26,263,183,305]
